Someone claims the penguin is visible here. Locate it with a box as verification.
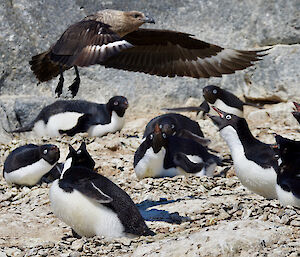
[49,166,154,238]
[275,135,300,208]
[8,96,128,137]
[292,102,300,125]
[208,107,278,199]
[41,142,95,183]
[143,113,211,146]
[134,124,221,179]
[163,85,262,118]
[3,144,60,186]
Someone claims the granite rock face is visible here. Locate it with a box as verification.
[0,0,300,130]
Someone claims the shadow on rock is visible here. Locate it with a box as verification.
[137,198,190,224]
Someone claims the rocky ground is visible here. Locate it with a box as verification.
[0,103,300,257]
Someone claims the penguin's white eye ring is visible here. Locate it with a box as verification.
[225,114,232,120]
[43,149,48,155]
[162,133,167,139]
[159,124,163,129]
[213,89,217,94]
[114,101,119,105]
[77,150,82,154]
[171,124,175,129]
[149,134,153,140]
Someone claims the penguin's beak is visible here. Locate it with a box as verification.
[208,107,229,130]
[211,106,225,118]
[293,102,300,112]
[152,124,165,153]
[122,100,129,109]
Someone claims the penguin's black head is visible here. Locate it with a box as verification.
[203,85,222,104]
[275,135,300,163]
[208,107,241,131]
[157,116,177,136]
[148,123,167,153]
[67,142,95,170]
[39,144,60,165]
[107,96,129,117]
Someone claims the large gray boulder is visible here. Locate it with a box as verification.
[0,0,299,130]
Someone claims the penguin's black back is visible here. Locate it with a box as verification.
[34,100,109,124]
[236,119,278,171]
[143,113,203,138]
[3,144,41,175]
[60,167,153,236]
[276,135,300,197]
[214,89,244,110]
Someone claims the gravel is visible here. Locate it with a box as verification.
[0,103,299,256]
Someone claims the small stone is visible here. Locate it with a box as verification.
[290,220,300,227]
[71,239,84,251]
[0,251,7,257]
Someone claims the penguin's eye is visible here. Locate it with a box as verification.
[213,89,217,94]
[162,133,167,139]
[171,124,175,129]
[149,134,153,140]
[77,150,82,154]
[225,114,232,120]
[159,124,162,129]
[114,101,119,106]
[43,149,48,155]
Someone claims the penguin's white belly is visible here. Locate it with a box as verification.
[233,156,277,199]
[33,112,84,137]
[134,148,181,179]
[4,159,54,186]
[210,99,244,118]
[276,184,300,208]
[49,180,125,238]
[88,111,125,137]
[220,127,277,199]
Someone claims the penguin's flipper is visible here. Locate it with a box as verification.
[59,114,93,136]
[173,152,205,174]
[61,178,113,203]
[161,106,205,113]
[41,163,64,183]
[178,129,211,146]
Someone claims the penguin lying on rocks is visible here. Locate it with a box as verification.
[275,135,300,208]
[49,151,154,238]
[3,144,60,186]
[134,123,222,179]
[209,107,278,199]
[163,85,262,118]
[7,96,128,137]
[41,142,94,183]
[143,113,210,146]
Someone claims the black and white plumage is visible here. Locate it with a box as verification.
[209,107,279,199]
[134,124,220,179]
[8,96,128,137]
[275,135,300,208]
[3,144,60,186]
[163,85,262,118]
[143,113,210,146]
[30,9,269,97]
[49,166,154,238]
[42,142,95,183]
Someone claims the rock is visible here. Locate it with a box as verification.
[0,0,299,138]
[71,239,84,251]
